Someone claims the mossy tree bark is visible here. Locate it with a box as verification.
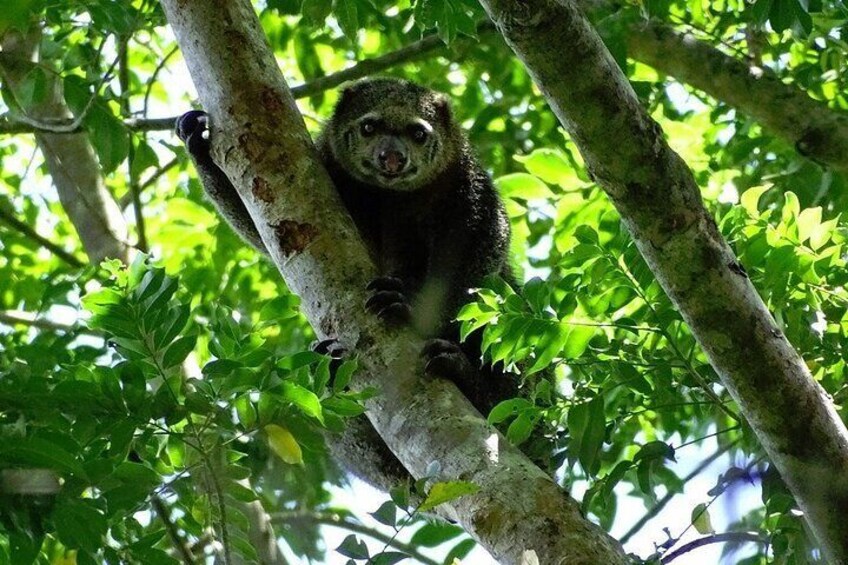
[158,1,630,563]
[476,0,848,562]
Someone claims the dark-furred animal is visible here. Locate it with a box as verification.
[176,78,518,490]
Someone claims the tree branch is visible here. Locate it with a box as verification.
[662,532,765,563]
[158,1,628,563]
[118,35,148,252]
[0,310,88,333]
[476,0,848,561]
[624,19,848,172]
[151,495,197,565]
[620,440,734,544]
[0,29,474,136]
[271,511,439,565]
[0,205,85,267]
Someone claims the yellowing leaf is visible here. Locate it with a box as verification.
[419,481,480,512]
[265,424,303,464]
[691,503,714,534]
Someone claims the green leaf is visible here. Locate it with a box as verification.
[562,323,595,359]
[444,538,476,563]
[495,173,554,200]
[370,552,409,565]
[162,334,197,369]
[409,521,463,547]
[740,185,769,216]
[322,395,366,417]
[265,424,303,464]
[1,437,86,479]
[389,483,410,509]
[567,395,606,476]
[335,0,359,40]
[506,411,536,445]
[8,530,43,565]
[337,534,369,559]
[155,304,192,349]
[332,359,358,393]
[796,206,821,244]
[751,0,774,25]
[281,381,324,423]
[770,0,799,32]
[369,501,397,527]
[53,499,107,552]
[634,440,677,463]
[514,149,573,186]
[487,398,531,424]
[781,191,801,226]
[419,480,480,512]
[227,481,258,502]
[84,103,129,174]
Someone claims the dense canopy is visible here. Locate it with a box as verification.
[1,0,847,563]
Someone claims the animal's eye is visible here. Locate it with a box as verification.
[410,125,428,143]
[360,120,377,136]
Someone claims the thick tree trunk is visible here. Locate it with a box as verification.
[476,0,848,562]
[158,1,628,563]
[0,30,130,263]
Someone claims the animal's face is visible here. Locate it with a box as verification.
[328,79,458,191]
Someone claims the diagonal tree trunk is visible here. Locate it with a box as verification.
[158,1,629,563]
[475,0,848,562]
[623,19,848,173]
[0,29,130,264]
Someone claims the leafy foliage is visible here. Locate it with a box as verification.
[0,0,846,563]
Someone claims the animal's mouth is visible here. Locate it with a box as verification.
[362,160,418,181]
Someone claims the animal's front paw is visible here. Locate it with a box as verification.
[175,110,210,158]
[312,338,347,359]
[312,338,348,388]
[421,338,473,382]
[365,276,412,326]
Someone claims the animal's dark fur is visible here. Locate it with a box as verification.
[177,78,517,490]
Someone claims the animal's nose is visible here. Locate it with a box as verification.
[378,150,407,174]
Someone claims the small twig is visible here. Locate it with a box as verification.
[662,532,766,563]
[118,156,179,208]
[0,310,80,333]
[620,440,736,544]
[676,426,741,450]
[151,495,197,565]
[0,206,85,267]
[271,511,440,565]
[143,44,180,117]
[119,35,148,252]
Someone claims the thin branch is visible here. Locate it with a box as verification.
[0,27,491,135]
[0,41,118,134]
[0,310,80,333]
[119,156,179,209]
[619,440,735,544]
[271,511,440,565]
[143,44,180,117]
[118,35,148,252]
[662,532,766,563]
[0,205,85,267]
[625,19,848,172]
[151,495,197,565]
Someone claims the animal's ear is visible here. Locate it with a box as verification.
[336,80,367,116]
[433,93,453,129]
